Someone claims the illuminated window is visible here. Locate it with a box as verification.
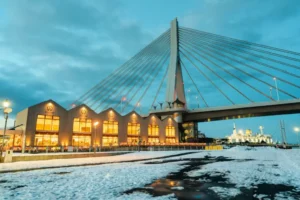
[148,137,159,144]
[166,138,176,144]
[166,126,175,137]
[103,121,118,134]
[102,136,118,146]
[127,123,140,135]
[148,125,159,136]
[72,135,91,147]
[36,115,60,131]
[34,133,58,146]
[73,118,92,133]
[127,137,139,144]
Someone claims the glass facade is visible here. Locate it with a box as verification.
[72,135,91,147]
[127,136,139,144]
[102,136,118,146]
[127,123,140,135]
[148,125,159,136]
[166,126,175,137]
[103,121,118,134]
[73,118,92,133]
[36,115,60,131]
[6,134,22,148]
[35,133,58,146]
[148,137,159,144]
[166,138,176,144]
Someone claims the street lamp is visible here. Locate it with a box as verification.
[294,127,300,147]
[195,96,199,108]
[273,77,280,101]
[137,102,142,114]
[93,121,99,153]
[269,87,273,99]
[1,99,12,162]
[187,89,190,108]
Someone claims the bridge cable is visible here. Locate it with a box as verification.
[130,49,171,112]
[179,60,209,107]
[179,49,235,105]
[180,28,300,70]
[179,32,300,90]
[97,35,170,112]
[101,35,170,112]
[88,31,170,108]
[150,60,169,110]
[74,29,170,106]
[179,36,297,99]
[180,44,254,103]
[98,35,170,112]
[92,33,170,111]
[119,46,170,112]
[179,30,300,79]
[179,38,276,101]
[180,26,300,57]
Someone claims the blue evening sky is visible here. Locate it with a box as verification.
[0,0,299,142]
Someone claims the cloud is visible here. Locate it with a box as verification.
[0,0,154,115]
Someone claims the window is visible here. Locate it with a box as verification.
[127,123,140,135]
[166,138,176,144]
[35,133,58,146]
[127,137,139,144]
[148,137,159,144]
[103,121,118,134]
[148,125,159,136]
[72,135,91,147]
[36,115,60,131]
[166,126,175,137]
[102,136,118,146]
[73,118,92,133]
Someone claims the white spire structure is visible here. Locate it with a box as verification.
[259,126,264,134]
[233,123,237,135]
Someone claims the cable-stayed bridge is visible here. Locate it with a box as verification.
[73,18,300,123]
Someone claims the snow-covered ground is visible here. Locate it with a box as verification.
[0,161,185,199]
[1,147,300,199]
[0,151,194,172]
[187,147,300,198]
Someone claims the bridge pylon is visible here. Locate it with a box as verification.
[165,18,186,110]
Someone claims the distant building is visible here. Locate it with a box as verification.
[226,123,273,144]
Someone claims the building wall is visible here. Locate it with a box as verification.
[15,100,179,147]
[123,111,147,144]
[26,100,68,146]
[15,108,28,142]
[66,105,99,147]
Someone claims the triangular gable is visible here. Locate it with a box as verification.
[98,107,122,117]
[147,113,162,122]
[124,110,142,118]
[162,116,177,124]
[28,99,67,111]
[68,104,97,115]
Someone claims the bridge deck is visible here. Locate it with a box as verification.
[150,99,300,122]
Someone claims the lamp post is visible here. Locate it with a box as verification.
[1,99,12,161]
[187,89,190,108]
[294,127,300,147]
[121,96,126,115]
[195,96,199,108]
[269,87,273,99]
[273,77,280,101]
[93,121,99,153]
[137,102,141,114]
